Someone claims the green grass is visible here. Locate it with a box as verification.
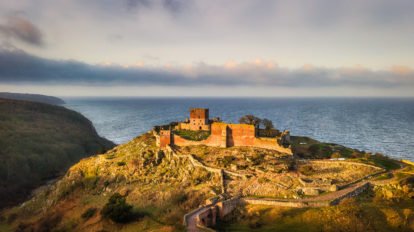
[174,130,211,141]
[369,154,401,170]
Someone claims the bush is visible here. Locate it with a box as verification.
[117,161,126,166]
[370,153,400,170]
[222,156,235,167]
[81,207,97,220]
[299,165,314,176]
[283,159,297,171]
[101,193,134,223]
[309,144,333,158]
[251,154,265,165]
[258,177,270,184]
[331,152,341,159]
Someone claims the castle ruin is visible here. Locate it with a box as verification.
[154,108,292,154]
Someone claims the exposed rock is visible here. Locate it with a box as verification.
[302,188,320,196]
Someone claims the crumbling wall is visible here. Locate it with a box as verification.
[226,123,256,147]
[159,130,171,148]
[197,206,218,228]
[216,197,241,219]
[161,122,292,154]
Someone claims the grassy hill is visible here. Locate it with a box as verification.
[1,133,213,232]
[0,98,114,208]
[0,129,413,231]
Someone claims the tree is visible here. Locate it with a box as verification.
[261,118,274,130]
[239,115,261,126]
[101,193,134,223]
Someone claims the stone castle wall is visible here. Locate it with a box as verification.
[159,130,171,148]
[158,122,292,154]
[177,122,210,131]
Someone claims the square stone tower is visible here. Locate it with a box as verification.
[189,108,209,130]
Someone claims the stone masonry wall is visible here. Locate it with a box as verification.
[216,197,241,219]
[159,130,171,148]
[171,122,292,154]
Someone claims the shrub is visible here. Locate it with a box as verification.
[37,213,63,232]
[299,165,314,176]
[258,177,270,184]
[101,193,134,223]
[106,153,116,159]
[308,144,333,158]
[371,153,401,170]
[222,156,235,167]
[251,154,265,165]
[331,152,341,159]
[81,207,97,220]
[284,159,297,171]
[7,213,17,223]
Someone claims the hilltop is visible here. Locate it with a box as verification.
[1,128,413,232]
[0,92,65,105]
[0,98,114,208]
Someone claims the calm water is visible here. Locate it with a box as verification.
[63,97,414,160]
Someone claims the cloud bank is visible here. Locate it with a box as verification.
[1,0,413,68]
[0,15,44,46]
[0,47,413,90]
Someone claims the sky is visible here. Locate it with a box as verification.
[0,0,413,97]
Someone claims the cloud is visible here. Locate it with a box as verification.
[1,47,413,90]
[0,15,44,46]
[124,0,186,13]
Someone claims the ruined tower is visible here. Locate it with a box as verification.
[189,108,210,131]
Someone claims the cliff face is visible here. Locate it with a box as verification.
[0,98,115,208]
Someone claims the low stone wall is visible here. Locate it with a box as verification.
[303,160,384,171]
[197,205,218,228]
[243,181,370,208]
[183,196,240,231]
[242,198,330,207]
[166,145,247,187]
[216,197,241,219]
[183,205,209,227]
[330,182,370,205]
[298,160,385,189]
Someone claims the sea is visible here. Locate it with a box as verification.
[63,97,414,160]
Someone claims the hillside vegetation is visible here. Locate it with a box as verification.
[0,92,65,105]
[0,133,216,232]
[0,98,114,208]
[0,128,412,232]
[217,176,414,232]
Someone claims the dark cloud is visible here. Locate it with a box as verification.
[125,0,186,13]
[125,0,151,10]
[162,0,185,13]
[0,16,44,46]
[0,47,413,88]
